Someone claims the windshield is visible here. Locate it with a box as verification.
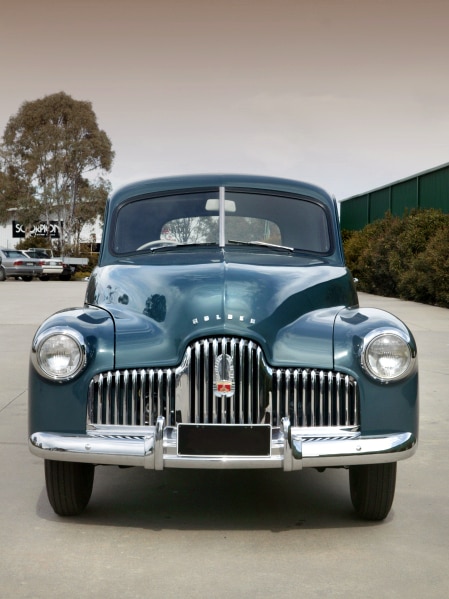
[112,188,331,255]
[25,249,51,259]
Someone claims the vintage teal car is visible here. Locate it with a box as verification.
[29,174,418,520]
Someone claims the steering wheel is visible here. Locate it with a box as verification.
[137,239,178,251]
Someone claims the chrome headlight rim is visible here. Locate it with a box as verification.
[32,327,87,381]
[361,328,415,383]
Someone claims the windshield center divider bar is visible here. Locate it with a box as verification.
[219,186,225,247]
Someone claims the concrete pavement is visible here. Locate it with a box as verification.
[0,281,448,598]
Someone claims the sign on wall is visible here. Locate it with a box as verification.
[12,220,61,238]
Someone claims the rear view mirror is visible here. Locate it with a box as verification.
[205,199,236,212]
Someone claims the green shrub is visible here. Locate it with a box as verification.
[344,213,405,296]
[398,221,449,307]
[343,209,449,307]
[15,237,55,251]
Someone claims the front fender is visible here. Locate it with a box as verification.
[334,307,419,437]
[28,306,115,435]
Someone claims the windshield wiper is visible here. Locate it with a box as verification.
[137,241,218,254]
[227,240,294,253]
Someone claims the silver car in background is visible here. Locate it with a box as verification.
[0,248,42,281]
[21,249,71,281]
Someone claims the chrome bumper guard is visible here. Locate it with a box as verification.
[29,417,417,471]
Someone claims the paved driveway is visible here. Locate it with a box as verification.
[0,282,447,598]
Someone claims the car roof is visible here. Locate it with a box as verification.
[107,174,336,212]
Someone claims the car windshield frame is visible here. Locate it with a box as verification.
[110,186,334,257]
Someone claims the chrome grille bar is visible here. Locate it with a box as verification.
[87,337,359,429]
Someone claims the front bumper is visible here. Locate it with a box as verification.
[29,417,417,471]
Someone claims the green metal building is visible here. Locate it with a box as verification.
[340,162,449,230]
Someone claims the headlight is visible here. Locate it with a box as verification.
[361,329,414,382]
[33,328,86,381]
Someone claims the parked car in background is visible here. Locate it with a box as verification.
[0,248,42,281]
[21,249,71,281]
[28,174,419,520]
[23,247,88,275]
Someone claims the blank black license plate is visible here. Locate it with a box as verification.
[178,424,271,457]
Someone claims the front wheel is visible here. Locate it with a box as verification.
[45,460,95,516]
[349,462,397,521]
[0,266,6,281]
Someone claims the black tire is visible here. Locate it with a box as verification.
[39,275,49,281]
[349,462,397,521]
[45,460,95,516]
[0,266,6,281]
[22,276,32,281]
[59,273,71,281]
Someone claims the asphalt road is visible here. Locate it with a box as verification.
[0,280,448,599]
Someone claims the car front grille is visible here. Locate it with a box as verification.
[87,337,359,429]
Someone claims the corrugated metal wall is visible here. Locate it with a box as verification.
[340,162,449,230]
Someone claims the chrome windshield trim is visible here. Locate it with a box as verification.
[219,185,225,247]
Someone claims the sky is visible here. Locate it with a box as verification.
[2,0,449,202]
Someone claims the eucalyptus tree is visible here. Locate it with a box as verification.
[0,91,114,252]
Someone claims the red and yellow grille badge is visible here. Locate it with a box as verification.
[216,381,232,393]
[214,353,235,397]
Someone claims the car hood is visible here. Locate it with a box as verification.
[86,252,357,369]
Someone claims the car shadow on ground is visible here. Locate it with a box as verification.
[36,465,389,530]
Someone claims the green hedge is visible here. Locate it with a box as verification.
[343,209,449,308]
